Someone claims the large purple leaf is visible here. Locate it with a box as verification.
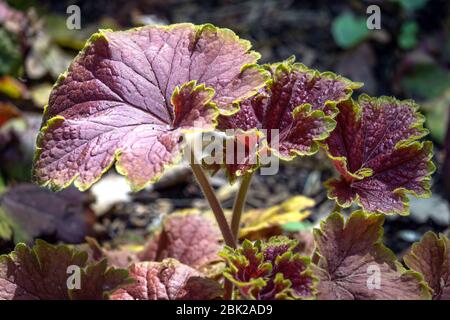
[313,211,431,300]
[323,95,435,214]
[33,24,268,191]
[210,59,360,179]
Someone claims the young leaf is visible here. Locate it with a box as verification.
[0,239,130,300]
[313,211,431,300]
[138,211,222,271]
[404,232,450,300]
[220,236,317,300]
[213,59,360,179]
[109,259,223,300]
[33,23,269,191]
[323,95,435,214]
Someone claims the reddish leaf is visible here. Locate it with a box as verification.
[404,232,450,300]
[0,240,129,300]
[33,24,268,191]
[220,236,317,300]
[323,95,435,214]
[138,211,222,271]
[110,259,223,300]
[212,59,360,179]
[313,211,431,300]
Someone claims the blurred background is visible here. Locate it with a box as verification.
[0,0,449,255]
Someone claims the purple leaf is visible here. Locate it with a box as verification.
[210,59,360,180]
[33,24,268,191]
[313,211,431,300]
[323,95,435,214]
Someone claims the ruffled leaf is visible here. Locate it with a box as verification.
[313,211,431,300]
[220,236,317,300]
[323,95,435,214]
[138,211,222,271]
[33,23,268,191]
[212,59,360,179]
[0,239,130,300]
[404,232,450,300]
[109,259,223,300]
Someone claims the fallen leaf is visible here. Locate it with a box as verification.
[239,196,314,240]
[0,183,95,243]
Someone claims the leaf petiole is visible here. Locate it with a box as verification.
[230,172,253,240]
[189,157,236,249]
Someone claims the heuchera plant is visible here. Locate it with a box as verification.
[13,23,438,300]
